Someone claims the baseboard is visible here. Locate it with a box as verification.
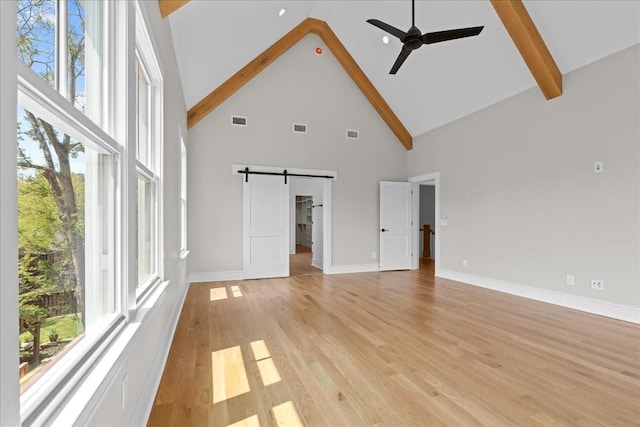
[325,263,379,275]
[437,269,640,324]
[312,258,323,269]
[131,279,190,426]
[189,270,244,283]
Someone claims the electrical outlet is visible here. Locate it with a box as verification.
[591,279,604,290]
[566,274,575,285]
[594,161,603,173]
[462,259,468,268]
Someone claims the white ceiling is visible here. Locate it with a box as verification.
[168,1,640,138]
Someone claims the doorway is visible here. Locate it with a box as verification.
[409,172,440,275]
[418,183,436,271]
[237,164,335,280]
[290,178,324,277]
[295,195,313,253]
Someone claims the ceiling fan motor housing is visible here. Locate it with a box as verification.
[404,26,423,50]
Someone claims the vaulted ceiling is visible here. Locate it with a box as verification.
[164,1,640,147]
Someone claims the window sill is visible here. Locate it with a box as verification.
[179,249,189,260]
[136,275,163,308]
[134,279,169,323]
[20,313,126,425]
[42,280,170,425]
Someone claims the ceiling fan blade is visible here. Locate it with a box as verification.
[367,19,407,40]
[422,26,484,45]
[390,47,412,74]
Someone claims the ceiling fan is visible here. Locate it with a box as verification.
[367,0,484,74]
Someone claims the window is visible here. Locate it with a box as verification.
[134,6,162,295]
[15,0,121,415]
[180,137,188,256]
[17,0,93,114]
[13,0,168,422]
[12,0,168,422]
[17,113,116,397]
[136,173,157,285]
[136,58,151,166]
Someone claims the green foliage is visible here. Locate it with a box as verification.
[18,173,59,250]
[19,313,84,344]
[18,173,85,337]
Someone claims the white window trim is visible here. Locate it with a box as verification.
[179,132,188,258]
[133,0,164,304]
[17,62,120,157]
[21,314,125,425]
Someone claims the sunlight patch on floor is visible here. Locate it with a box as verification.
[257,358,282,386]
[271,401,304,427]
[211,346,250,403]
[250,340,270,360]
[231,285,243,297]
[226,414,260,427]
[251,340,282,386]
[210,287,228,301]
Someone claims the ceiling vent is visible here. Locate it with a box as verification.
[231,115,247,126]
[346,129,359,140]
[293,123,307,134]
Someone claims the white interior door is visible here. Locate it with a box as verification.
[380,181,412,271]
[243,175,289,279]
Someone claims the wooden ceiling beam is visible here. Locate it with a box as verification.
[187,18,412,150]
[159,0,190,18]
[490,0,562,100]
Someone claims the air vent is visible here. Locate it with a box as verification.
[231,116,247,126]
[346,129,359,140]
[293,123,307,134]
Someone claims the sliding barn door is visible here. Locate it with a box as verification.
[243,175,290,279]
[379,181,412,271]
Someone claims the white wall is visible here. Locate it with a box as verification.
[0,2,19,425]
[188,35,407,276]
[408,45,640,319]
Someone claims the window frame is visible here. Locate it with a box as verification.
[179,134,188,258]
[16,2,126,421]
[133,1,164,302]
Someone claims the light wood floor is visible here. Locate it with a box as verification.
[149,260,640,426]
[289,249,322,278]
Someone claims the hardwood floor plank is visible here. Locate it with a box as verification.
[149,259,640,426]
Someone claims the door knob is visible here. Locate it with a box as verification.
[381,228,388,232]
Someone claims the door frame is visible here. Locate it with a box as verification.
[233,164,335,276]
[408,172,440,274]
